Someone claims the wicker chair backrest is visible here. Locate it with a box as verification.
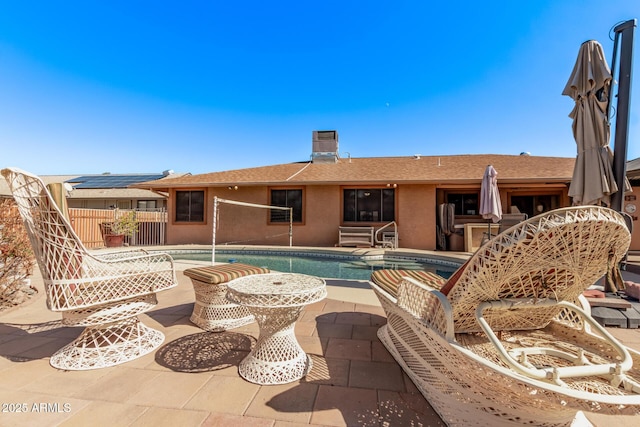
[2,168,86,286]
[441,206,630,333]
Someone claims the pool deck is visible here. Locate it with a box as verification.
[1,247,639,426]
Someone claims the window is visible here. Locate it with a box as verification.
[137,200,157,211]
[270,189,303,223]
[116,201,131,210]
[175,190,204,222]
[446,192,479,216]
[343,188,395,222]
[509,193,561,218]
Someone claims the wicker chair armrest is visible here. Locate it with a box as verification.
[89,251,175,274]
[87,251,175,283]
[575,293,591,333]
[47,251,176,311]
[554,294,592,333]
[397,277,454,341]
[575,293,591,315]
[92,249,151,262]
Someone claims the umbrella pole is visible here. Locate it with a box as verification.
[611,19,636,213]
[607,19,635,294]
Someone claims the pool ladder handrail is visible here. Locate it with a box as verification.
[375,221,398,249]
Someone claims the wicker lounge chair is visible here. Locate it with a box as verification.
[2,167,177,370]
[370,206,640,426]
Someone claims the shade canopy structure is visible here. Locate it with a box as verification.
[563,40,618,206]
[480,165,502,223]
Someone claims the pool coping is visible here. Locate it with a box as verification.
[153,244,467,270]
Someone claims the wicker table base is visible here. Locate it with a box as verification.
[238,306,310,384]
[227,273,327,385]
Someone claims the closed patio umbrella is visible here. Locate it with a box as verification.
[480,165,502,239]
[563,39,631,293]
[437,202,456,250]
[563,40,618,206]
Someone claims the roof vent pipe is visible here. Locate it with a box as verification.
[414,154,421,159]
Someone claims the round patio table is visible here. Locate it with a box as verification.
[226,272,327,385]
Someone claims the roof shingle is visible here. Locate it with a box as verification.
[136,154,576,188]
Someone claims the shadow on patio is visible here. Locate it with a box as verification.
[265,312,445,426]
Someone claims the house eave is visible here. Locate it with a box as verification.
[138,177,572,190]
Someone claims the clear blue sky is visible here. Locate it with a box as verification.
[1,1,638,175]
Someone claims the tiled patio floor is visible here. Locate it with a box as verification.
[3,257,640,426]
[0,262,445,426]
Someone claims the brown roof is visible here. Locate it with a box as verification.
[134,154,576,189]
[627,157,640,180]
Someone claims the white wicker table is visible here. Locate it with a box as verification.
[226,273,327,385]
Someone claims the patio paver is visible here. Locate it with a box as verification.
[2,257,639,426]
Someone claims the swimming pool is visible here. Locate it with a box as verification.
[170,251,459,281]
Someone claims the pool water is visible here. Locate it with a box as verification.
[171,252,457,281]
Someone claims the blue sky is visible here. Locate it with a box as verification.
[1,1,638,175]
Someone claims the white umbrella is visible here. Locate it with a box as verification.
[563,40,618,206]
[480,165,502,239]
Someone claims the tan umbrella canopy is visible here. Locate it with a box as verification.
[480,165,502,238]
[563,40,618,206]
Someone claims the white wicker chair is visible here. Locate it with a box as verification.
[2,167,177,370]
[370,206,640,426]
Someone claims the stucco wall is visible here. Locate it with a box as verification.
[294,185,341,246]
[165,184,438,250]
[166,186,342,246]
[396,184,436,250]
[624,186,640,251]
[165,183,587,252]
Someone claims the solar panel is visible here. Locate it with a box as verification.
[67,174,165,189]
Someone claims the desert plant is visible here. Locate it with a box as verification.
[109,210,139,237]
[0,198,36,310]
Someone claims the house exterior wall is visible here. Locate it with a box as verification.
[165,183,576,250]
[624,186,640,251]
[166,187,206,245]
[297,185,341,246]
[165,184,440,249]
[396,184,436,249]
